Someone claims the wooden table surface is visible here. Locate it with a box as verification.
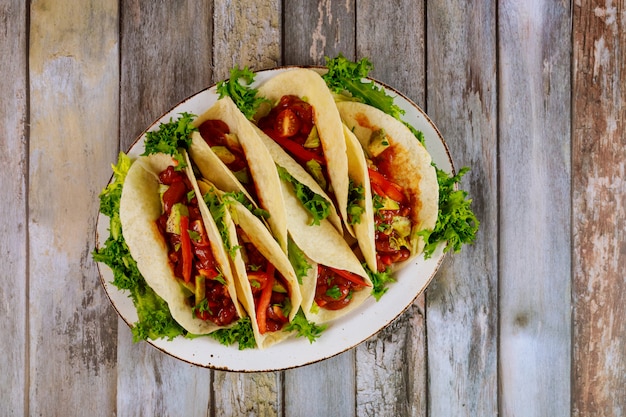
[2,1,624,416]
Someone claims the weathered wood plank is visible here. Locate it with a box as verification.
[211,1,283,416]
[213,0,282,79]
[0,1,27,415]
[119,0,214,149]
[498,1,572,416]
[116,1,214,414]
[281,3,357,416]
[284,351,356,417]
[356,1,425,106]
[28,0,119,415]
[425,1,498,415]
[283,0,355,65]
[572,1,626,416]
[353,3,428,416]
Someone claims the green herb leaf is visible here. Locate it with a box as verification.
[203,191,241,257]
[142,112,197,170]
[216,66,269,120]
[364,264,396,301]
[418,167,479,258]
[325,285,342,300]
[347,179,365,225]
[277,165,331,225]
[287,238,312,285]
[208,317,257,350]
[284,309,326,343]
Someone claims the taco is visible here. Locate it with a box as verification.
[279,177,372,324]
[255,68,350,233]
[335,101,439,272]
[197,180,302,349]
[188,96,288,252]
[119,152,244,335]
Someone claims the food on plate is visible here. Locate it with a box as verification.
[94,55,479,354]
[279,176,372,324]
[255,68,350,233]
[119,152,244,335]
[188,96,288,252]
[336,101,439,272]
[198,180,303,348]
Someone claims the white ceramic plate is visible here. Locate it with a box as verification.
[96,67,453,372]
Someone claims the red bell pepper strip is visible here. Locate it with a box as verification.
[327,266,371,288]
[368,168,406,204]
[179,215,192,283]
[256,264,275,334]
[271,134,326,165]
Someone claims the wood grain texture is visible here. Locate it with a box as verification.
[283,0,355,65]
[352,3,428,416]
[498,1,572,416]
[284,351,356,417]
[116,1,215,414]
[213,0,281,79]
[28,0,119,415]
[425,1,498,415]
[572,1,626,415]
[356,1,425,106]
[120,0,214,148]
[0,0,27,415]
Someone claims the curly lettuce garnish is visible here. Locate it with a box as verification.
[216,66,269,120]
[419,167,479,259]
[284,309,326,343]
[142,112,197,169]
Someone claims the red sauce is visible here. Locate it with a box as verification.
[238,229,291,333]
[370,148,413,272]
[155,165,238,327]
[314,265,367,311]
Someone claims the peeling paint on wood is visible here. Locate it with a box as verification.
[573,1,626,416]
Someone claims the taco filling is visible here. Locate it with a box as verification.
[257,95,329,191]
[367,149,414,272]
[236,227,292,334]
[197,119,256,198]
[155,165,239,326]
[314,265,369,311]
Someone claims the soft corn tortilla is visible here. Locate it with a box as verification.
[256,68,350,234]
[280,179,372,325]
[189,96,288,252]
[336,101,439,271]
[199,181,302,349]
[119,152,242,335]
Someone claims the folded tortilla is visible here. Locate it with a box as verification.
[336,101,439,271]
[119,152,243,335]
[280,178,372,324]
[198,181,302,349]
[255,68,350,234]
[189,96,288,252]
